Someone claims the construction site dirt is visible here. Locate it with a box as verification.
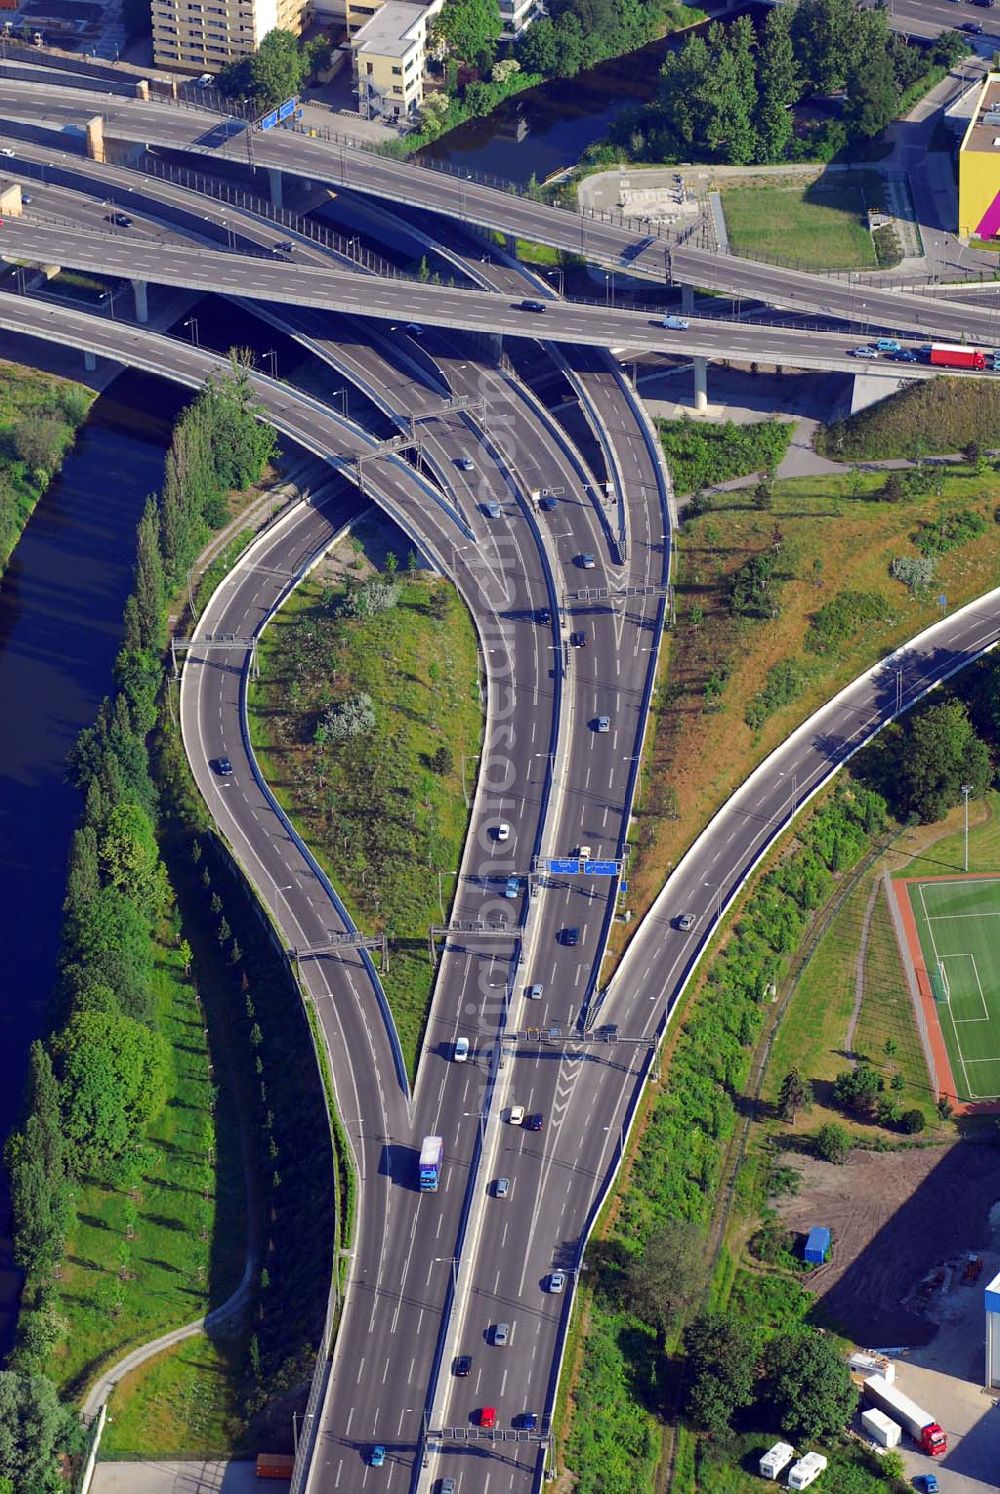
[775,1143,1000,1347]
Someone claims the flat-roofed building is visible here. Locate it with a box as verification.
[351,0,427,119]
[958,72,1000,241]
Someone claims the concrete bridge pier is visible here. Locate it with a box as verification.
[131,278,149,323]
[505,233,517,258]
[83,349,97,372]
[681,283,694,316]
[268,169,284,210]
[693,356,708,413]
[479,330,503,362]
[85,116,105,163]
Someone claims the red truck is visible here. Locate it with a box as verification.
[864,1375,947,1456]
[929,343,987,371]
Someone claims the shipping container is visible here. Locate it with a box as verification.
[256,1452,294,1478]
[862,1408,902,1448]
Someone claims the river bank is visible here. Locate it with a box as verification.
[0,367,179,1353]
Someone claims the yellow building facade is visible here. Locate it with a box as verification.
[958,72,1000,242]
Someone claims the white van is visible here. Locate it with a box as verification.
[509,1104,525,1125]
[453,1036,470,1063]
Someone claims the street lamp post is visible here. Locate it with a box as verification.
[183,317,200,347]
[962,783,973,872]
[262,348,277,379]
[435,1256,460,1291]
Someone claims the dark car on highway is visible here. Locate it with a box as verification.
[518,299,547,313]
[453,1354,472,1376]
[212,756,234,776]
[561,926,580,946]
[526,1113,544,1131]
[107,212,134,227]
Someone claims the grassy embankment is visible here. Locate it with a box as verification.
[248,513,482,1080]
[559,459,1000,1489]
[559,779,902,1494]
[819,377,1000,460]
[720,170,889,271]
[59,462,334,1454]
[0,359,94,574]
[656,416,793,496]
[611,464,1000,972]
[49,914,246,1412]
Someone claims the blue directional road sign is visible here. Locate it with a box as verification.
[548,858,580,874]
[583,860,620,876]
[260,108,279,131]
[278,95,298,122]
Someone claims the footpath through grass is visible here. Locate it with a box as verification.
[249,516,482,1079]
[720,170,884,271]
[48,917,244,1402]
[612,464,1000,972]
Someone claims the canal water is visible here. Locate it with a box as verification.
[0,367,180,1352]
[416,8,757,184]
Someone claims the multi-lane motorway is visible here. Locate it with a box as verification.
[0,129,672,1489]
[5,74,1000,345]
[5,61,1000,1494]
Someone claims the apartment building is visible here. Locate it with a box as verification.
[152,0,309,74]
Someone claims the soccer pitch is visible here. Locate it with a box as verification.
[908,877,1000,1101]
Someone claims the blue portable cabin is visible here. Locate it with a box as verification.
[804,1226,831,1264]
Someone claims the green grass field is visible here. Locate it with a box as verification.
[720,171,884,271]
[909,876,1000,1100]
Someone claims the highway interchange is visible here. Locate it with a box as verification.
[2,54,1000,1494]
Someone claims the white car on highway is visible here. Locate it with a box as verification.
[453,1036,470,1062]
[662,315,690,330]
[495,821,511,841]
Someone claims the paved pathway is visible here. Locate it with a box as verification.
[92,1460,272,1492]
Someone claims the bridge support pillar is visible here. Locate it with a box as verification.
[505,233,517,257]
[135,79,150,101]
[83,350,97,372]
[268,168,284,210]
[131,278,149,324]
[680,282,694,316]
[84,116,105,163]
[693,356,708,413]
[479,330,503,362]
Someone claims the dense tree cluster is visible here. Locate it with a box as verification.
[0,378,90,574]
[608,1,967,166]
[1,364,275,1489]
[858,696,992,824]
[217,28,325,112]
[685,1311,856,1439]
